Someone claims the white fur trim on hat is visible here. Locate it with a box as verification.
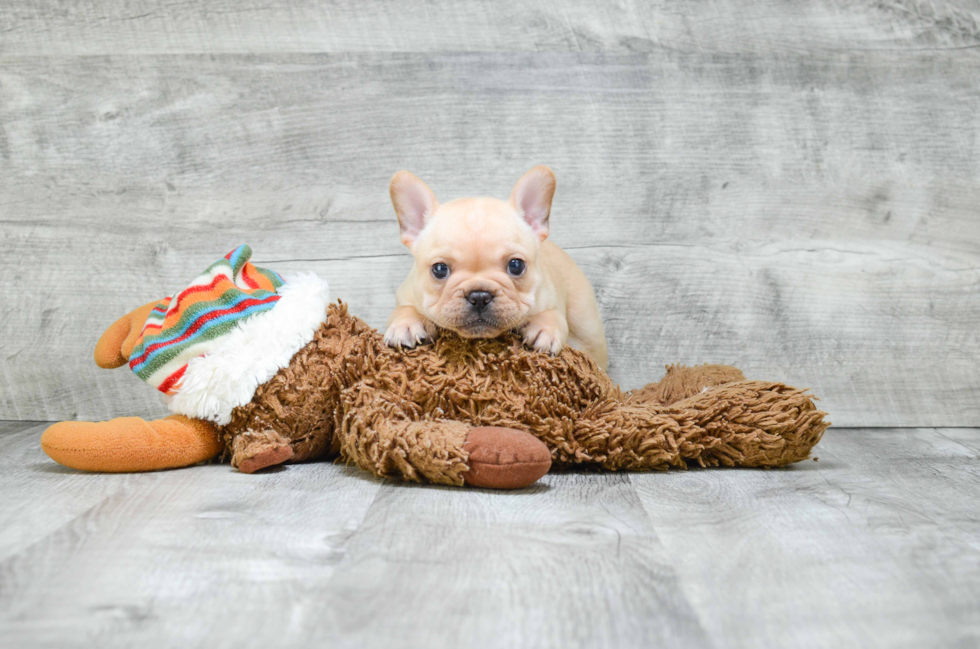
[165,272,330,426]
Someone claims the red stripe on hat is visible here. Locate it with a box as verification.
[128,295,279,366]
[169,272,234,315]
[158,364,188,395]
[239,263,261,290]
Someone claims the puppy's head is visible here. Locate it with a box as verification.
[390,166,556,338]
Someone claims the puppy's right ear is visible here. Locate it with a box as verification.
[390,171,439,248]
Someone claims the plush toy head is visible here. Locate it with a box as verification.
[107,245,331,426]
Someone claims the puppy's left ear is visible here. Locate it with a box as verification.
[510,165,556,241]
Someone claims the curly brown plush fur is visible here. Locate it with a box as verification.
[223,302,829,486]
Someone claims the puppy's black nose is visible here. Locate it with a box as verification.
[466,290,494,311]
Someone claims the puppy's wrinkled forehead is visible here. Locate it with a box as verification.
[416,197,539,265]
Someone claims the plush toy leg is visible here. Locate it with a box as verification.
[339,389,550,488]
[568,380,828,470]
[41,415,223,472]
[344,419,551,488]
[342,412,465,485]
[228,429,296,474]
[461,427,553,489]
[670,381,829,467]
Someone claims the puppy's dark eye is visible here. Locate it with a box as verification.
[431,262,450,280]
[507,258,526,277]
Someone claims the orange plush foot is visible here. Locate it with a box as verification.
[461,427,552,489]
[41,415,223,472]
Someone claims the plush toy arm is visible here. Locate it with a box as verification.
[41,415,223,472]
[94,300,163,368]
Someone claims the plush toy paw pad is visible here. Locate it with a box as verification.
[462,427,552,489]
[237,444,295,474]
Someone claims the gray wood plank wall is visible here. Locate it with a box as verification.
[1,1,978,426]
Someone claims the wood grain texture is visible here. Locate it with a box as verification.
[1,0,979,54]
[632,427,980,648]
[0,422,166,564]
[309,474,709,648]
[2,424,978,647]
[0,422,383,648]
[1,1,979,426]
[3,50,978,425]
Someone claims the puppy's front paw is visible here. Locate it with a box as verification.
[384,318,430,349]
[522,321,564,355]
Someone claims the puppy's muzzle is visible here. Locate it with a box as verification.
[466,290,494,313]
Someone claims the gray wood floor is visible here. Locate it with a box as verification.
[2,422,977,648]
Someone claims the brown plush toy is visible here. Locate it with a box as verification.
[41,248,829,489]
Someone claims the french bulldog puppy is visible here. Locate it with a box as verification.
[383,166,608,370]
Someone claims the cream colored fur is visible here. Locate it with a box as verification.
[384,166,608,370]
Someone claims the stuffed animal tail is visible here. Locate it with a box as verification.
[41,415,223,472]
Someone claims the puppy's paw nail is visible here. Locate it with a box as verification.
[535,340,556,355]
[384,326,419,349]
[527,329,563,355]
[385,318,433,349]
[522,328,542,347]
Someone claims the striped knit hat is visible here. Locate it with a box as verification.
[129,245,329,425]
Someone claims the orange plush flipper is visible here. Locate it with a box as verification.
[93,299,162,369]
[41,415,223,472]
